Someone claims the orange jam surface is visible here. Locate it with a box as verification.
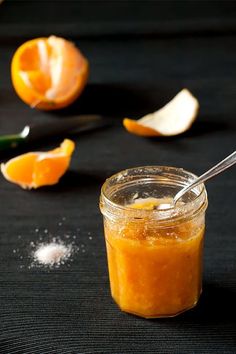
[104,198,204,318]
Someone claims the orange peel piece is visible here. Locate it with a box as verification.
[1,139,75,189]
[123,89,199,137]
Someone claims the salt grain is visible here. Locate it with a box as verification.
[33,242,73,266]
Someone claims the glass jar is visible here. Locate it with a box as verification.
[100,166,208,318]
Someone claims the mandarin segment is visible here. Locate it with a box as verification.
[1,153,37,189]
[26,71,51,95]
[1,139,75,189]
[11,36,89,110]
[33,155,71,188]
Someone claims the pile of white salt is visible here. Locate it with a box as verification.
[33,242,73,267]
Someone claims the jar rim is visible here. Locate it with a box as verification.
[100,165,208,224]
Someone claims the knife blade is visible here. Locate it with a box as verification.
[0,115,104,151]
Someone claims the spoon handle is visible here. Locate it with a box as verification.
[174,151,236,204]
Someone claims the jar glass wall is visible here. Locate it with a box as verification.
[100,166,208,318]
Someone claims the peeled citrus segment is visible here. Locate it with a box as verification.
[25,71,51,95]
[1,139,75,189]
[123,89,199,137]
[11,36,89,110]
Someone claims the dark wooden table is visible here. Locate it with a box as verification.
[0,1,235,353]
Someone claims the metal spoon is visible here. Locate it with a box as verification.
[158,151,236,210]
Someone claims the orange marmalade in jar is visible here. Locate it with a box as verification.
[100,166,208,318]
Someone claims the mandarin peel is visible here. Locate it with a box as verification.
[123,89,199,137]
[123,119,159,137]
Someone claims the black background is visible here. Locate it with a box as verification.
[0,1,236,353]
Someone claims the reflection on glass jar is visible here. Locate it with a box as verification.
[100,166,208,318]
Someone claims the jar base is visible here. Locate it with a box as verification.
[114,298,200,319]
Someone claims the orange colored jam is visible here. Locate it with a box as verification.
[104,198,204,318]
